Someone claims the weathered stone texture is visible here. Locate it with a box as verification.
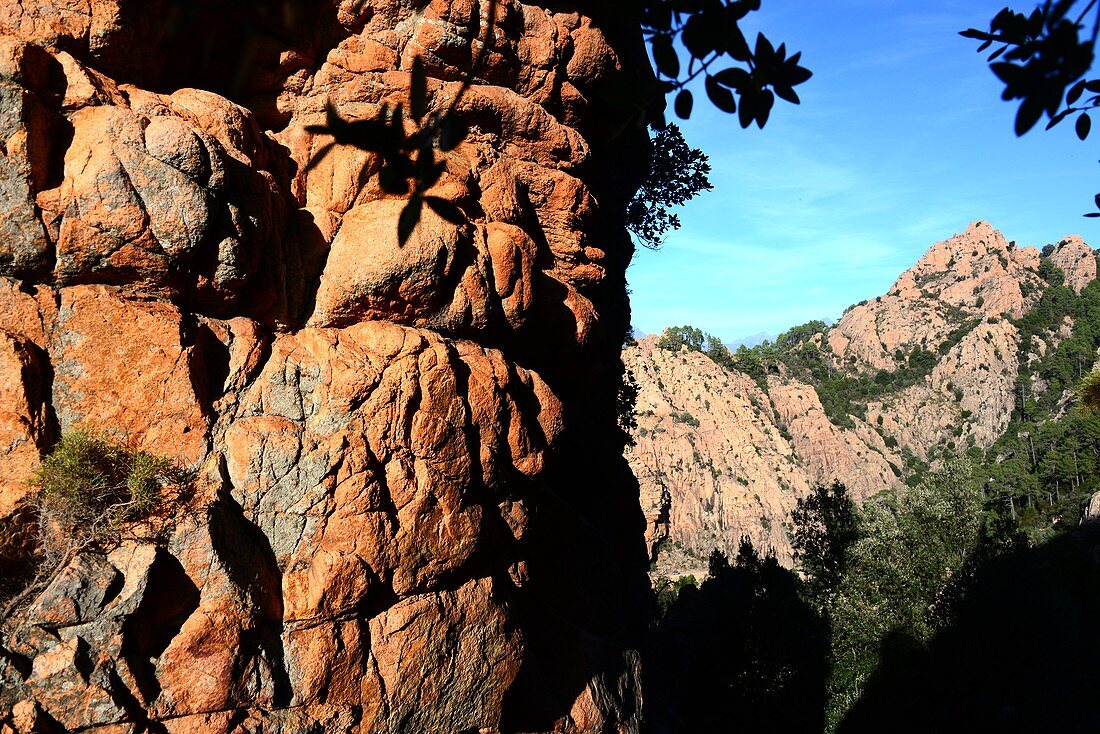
[829,221,1046,371]
[625,338,901,569]
[0,2,652,731]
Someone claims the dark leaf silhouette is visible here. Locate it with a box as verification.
[1047,106,1075,129]
[410,57,427,121]
[714,66,751,90]
[674,89,693,119]
[1015,97,1044,135]
[425,196,464,224]
[705,75,736,113]
[651,35,680,79]
[638,0,809,131]
[398,195,423,246]
[966,1,1100,215]
[1068,79,1086,104]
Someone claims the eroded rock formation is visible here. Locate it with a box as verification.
[631,223,1097,575]
[832,222,1093,459]
[0,2,653,731]
[828,222,1044,372]
[626,339,901,568]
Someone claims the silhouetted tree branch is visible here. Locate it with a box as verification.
[963,1,1100,215]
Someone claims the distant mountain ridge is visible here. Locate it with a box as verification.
[627,221,1100,576]
[728,331,773,349]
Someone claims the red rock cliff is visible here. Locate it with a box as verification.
[0,2,653,731]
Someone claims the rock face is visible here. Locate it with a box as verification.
[1049,235,1097,294]
[626,339,901,567]
[830,221,1057,459]
[632,222,1098,574]
[828,221,1043,372]
[0,3,653,732]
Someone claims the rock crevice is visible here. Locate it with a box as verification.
[0,2,653,731]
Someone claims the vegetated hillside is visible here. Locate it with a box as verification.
[626,338,901,570]
[629,221,1100,576]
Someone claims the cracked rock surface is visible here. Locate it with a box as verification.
[0,2,653,731]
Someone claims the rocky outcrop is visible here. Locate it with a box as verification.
[626,339,901,567]
[865,316,1022,462]
[1083,490,1100,523]
[828,221,1044,371]
[829,221,1092,460]
[766,377,902,501]
[1048,235,1097,294]
[631,223,1097,575]
[0,2,653,731]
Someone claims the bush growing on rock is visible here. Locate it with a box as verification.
[31,431,181,555]
[627,124,713,249]
[0,432,190,621]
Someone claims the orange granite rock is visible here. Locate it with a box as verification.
[50,285,211,464]
[0,2,652,731]
[0,329,49,574]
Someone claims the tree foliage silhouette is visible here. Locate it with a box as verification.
[644,539,828,733]
[963,1,1100,215]
[792,481,860,610]
[643,0,813,129]
[627,125,713,249]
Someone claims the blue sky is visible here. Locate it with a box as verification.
[627,0,1100,342]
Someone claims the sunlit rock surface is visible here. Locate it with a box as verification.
[625,338,901,568]
[0,2,653,731]
[630,223,1097,574]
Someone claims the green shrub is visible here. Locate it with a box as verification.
[672,411,700,428]
[658,325,706,352]
[31,430,177,538]
[675,574,697,591]
[1078,368,1100,413]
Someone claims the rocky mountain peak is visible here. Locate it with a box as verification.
[829,222,1050,371]
[1048,234,1097,293]
[889,220,1041,316]
[634,223,1100,581]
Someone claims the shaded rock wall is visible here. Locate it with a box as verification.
[0,2,653,731]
